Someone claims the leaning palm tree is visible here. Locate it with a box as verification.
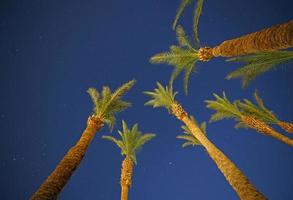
[205,92,293,146]
[225,51,293,87]
[30,80,135,200]
[144,82,266,199]
[102,121,155,200]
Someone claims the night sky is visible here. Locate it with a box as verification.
[1,0,293,199]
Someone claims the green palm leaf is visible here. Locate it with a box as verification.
[172,0,194,30]
[205,92,242,123]
[87,79,135,130]
[144,82,177,110]
[226,51,293,87]
[102,121,155,164]
[237,91,278,124]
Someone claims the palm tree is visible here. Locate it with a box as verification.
[144,82,266,199]
[102,121,155,200]
[225,51,293,87]
[30,80,135,200]
[206,92,293,146]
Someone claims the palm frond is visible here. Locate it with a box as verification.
[192,0,204,47]
[177,116,205,147]
[150,45,199,94]
[144,82,177,110]
[102,121,155,164]
[226,51,293,87]
[87,80,135,130]
[205,92,242,122]
[176,25,193,49]
[172,0,194,30]
[237,91,278,124]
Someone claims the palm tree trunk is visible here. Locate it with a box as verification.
[242,116,293,146]
[171,103,266,200]
[278,121,293,133]
[30,115,104,200]
[120,156,133,200]
[199,20,293,61]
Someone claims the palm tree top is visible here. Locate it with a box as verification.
[87,79,136,130]
[177,116,206,147]
[102,120,155,164]
[150,26,199,95]
[144,82,177,110]
[206,91,279,128]
[226,51,293,88]
[205,92,243,126]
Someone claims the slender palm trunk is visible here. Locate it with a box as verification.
[120,156,133,200]
[242,116,293,147]
[278,121,293,133]
[199,20,293,61]
[30,115,104,200]
[171,103,266,200]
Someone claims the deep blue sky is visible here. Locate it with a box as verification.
[1,0,293,199]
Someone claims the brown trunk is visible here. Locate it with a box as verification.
[120,156,133,200]
[242,116,293,147]
[199,20,293,61]
[278,121,293,133]
[171,103,266,200]
[30,115,103,200]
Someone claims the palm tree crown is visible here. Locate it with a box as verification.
[102,121,156,164]
[226,51,293,87]
[87,79,136,130]
[205,91,280,128]
[144,82,177,110]
[150,26,199,94]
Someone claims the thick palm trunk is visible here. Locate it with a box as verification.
[30,115,103,200]
[171,103,266,200]
[242,116,293,146]
[278,121,293,133]
[120,156,133,200]
[199,20,293,61]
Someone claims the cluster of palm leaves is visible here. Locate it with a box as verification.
[151,0,293,90]
[31,1,293,200]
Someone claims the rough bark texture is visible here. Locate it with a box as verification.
[242,116,293,147]
[30,115,104,200]
[278,121,293,133]
[171,103,266,200]
[120,156,133,200]
[199,20,293,60]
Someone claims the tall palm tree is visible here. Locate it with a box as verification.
[206,92,293,146]
[30,80,135,200]
[102,121,155,200]
[144,82,266,200]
